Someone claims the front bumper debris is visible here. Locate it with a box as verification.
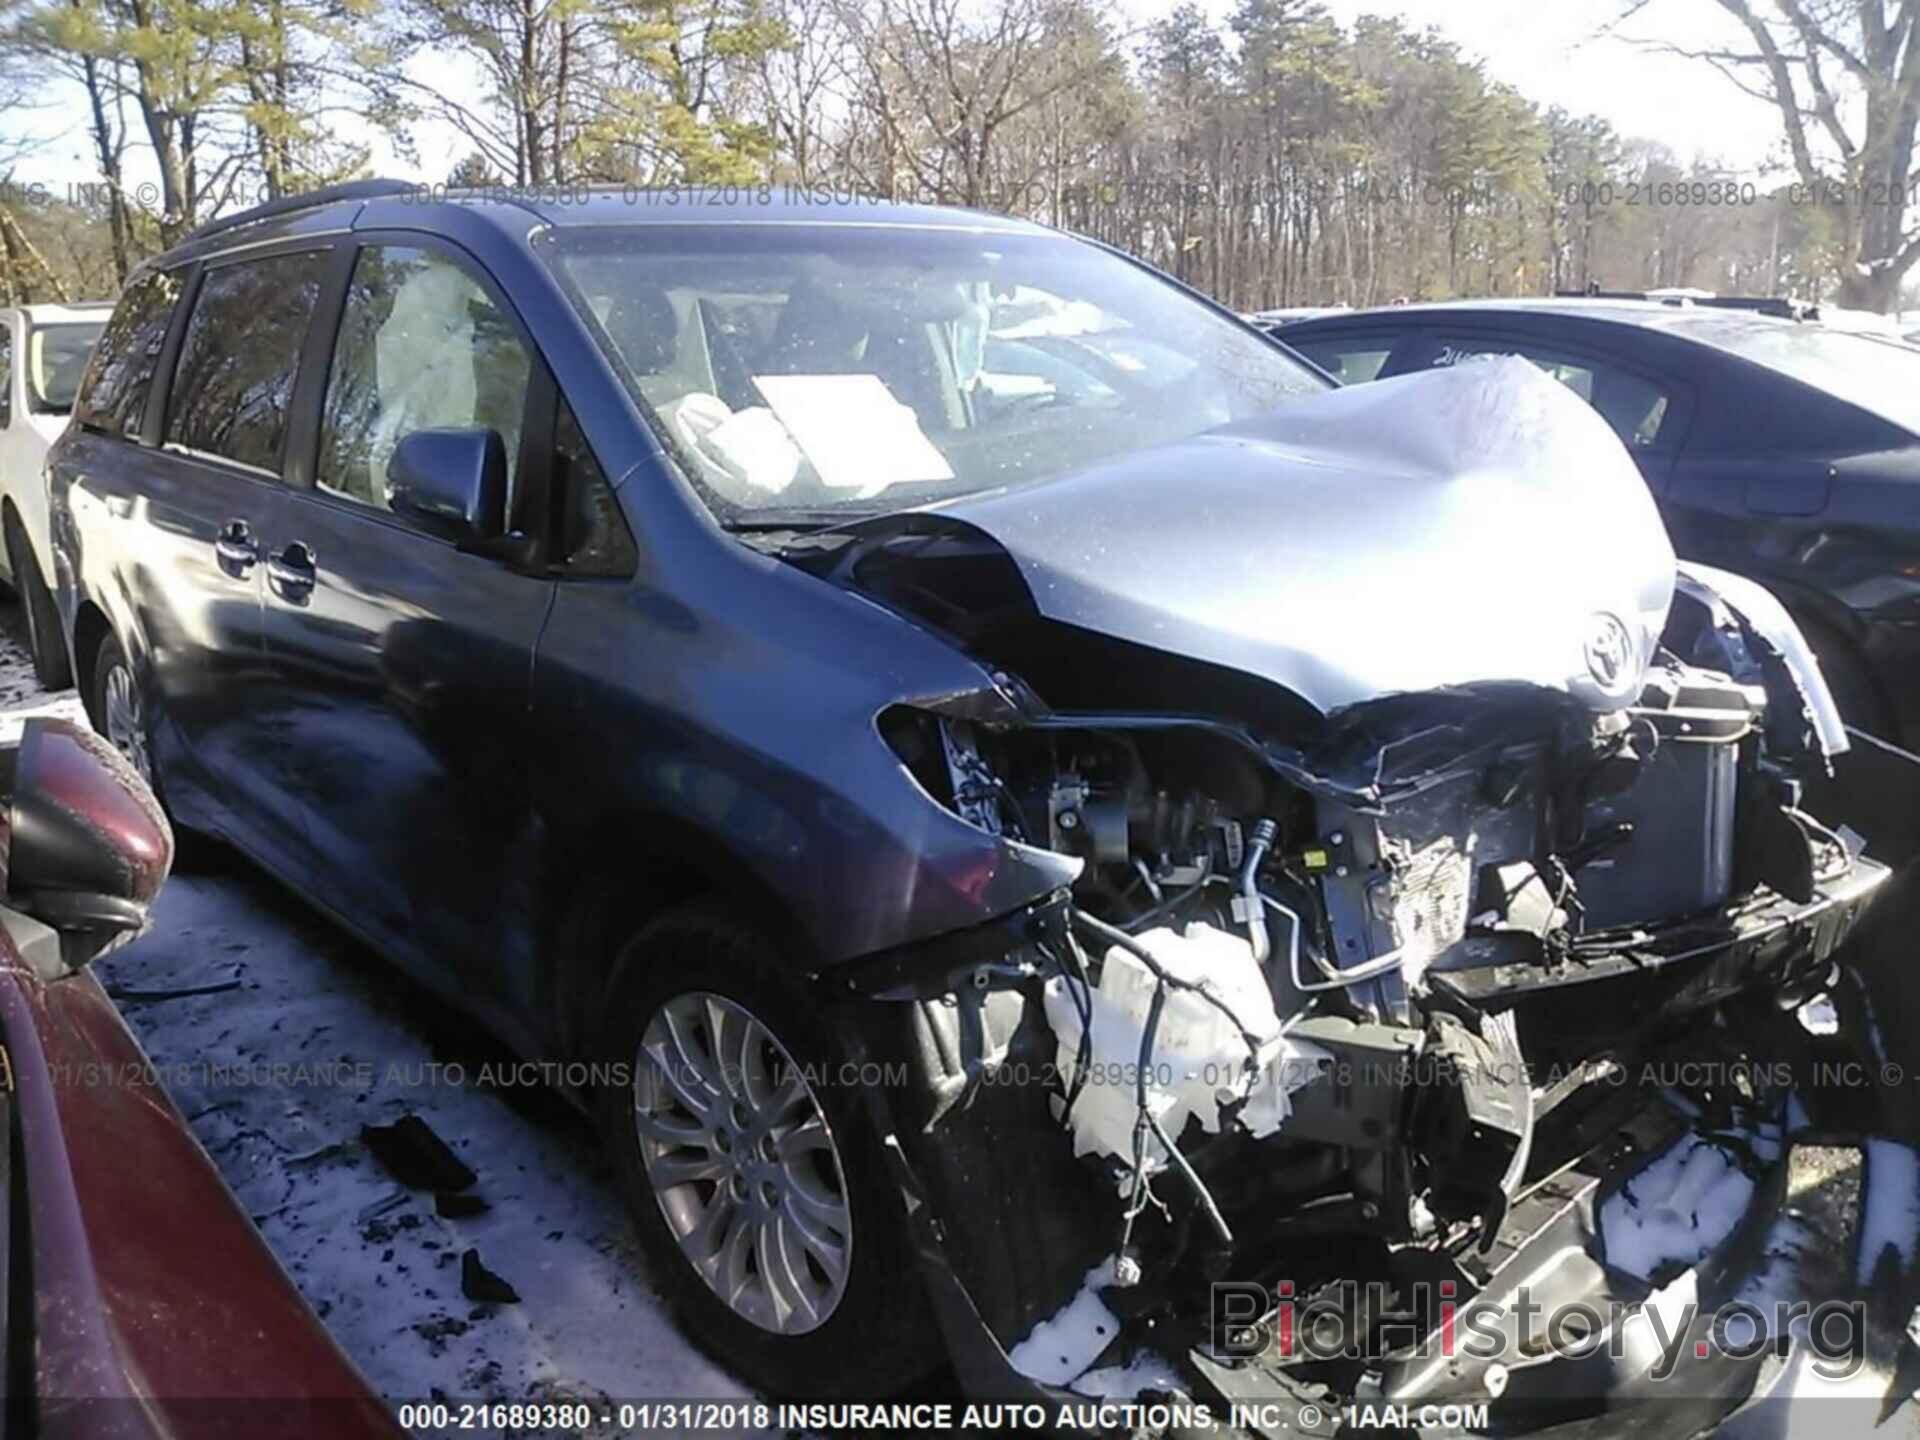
[1441,857,1889,1003]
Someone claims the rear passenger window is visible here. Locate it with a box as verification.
[167,251,328,473]
[75,269,183,439]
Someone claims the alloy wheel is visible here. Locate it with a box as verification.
[101,660,151,785]
[631,990,852,1335]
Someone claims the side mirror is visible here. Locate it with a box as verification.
[389,428,509,544]
[4,718,174,971]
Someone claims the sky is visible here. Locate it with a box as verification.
[1,0,1791,197]
[1314,0,1786,173]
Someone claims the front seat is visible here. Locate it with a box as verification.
[601,285,682,399]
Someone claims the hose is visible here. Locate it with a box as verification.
[1239,818,1278,965]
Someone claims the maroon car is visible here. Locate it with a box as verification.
[0,718,396,1439]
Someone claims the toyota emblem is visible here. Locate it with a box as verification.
[1584,613,1635,690]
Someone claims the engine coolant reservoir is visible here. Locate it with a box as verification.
[1042,922,1331,1180]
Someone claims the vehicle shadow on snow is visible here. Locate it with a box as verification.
[94,849,759,1421]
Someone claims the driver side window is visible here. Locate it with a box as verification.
[317,246,532,519]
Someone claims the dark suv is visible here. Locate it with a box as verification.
[1268,299,1920,753]
[48,182,1898,1426]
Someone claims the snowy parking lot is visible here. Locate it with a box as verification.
[93,863,748,1413]
[0,600,1914,1435]
[0,614,750,1418]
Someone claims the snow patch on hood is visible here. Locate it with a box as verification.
[930,358,1676,714]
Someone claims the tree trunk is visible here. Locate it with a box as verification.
[78,51,130,283]
[1836,266,1903,313]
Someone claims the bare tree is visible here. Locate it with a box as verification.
[837,0,1125,206]
[1635,0,1920,309]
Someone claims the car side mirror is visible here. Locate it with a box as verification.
[3,718,173,971]
[389,428,510,543]
[388,427,540,567]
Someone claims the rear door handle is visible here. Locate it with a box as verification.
[213,519,257,573]
[267,541,317,599]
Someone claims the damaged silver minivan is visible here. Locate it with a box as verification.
[53,188,1903,1432]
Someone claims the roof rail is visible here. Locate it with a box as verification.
[1551,287,1815,321]
[181,178,420,247]
[1692,295,1816,320]
[1553,288,1689,305]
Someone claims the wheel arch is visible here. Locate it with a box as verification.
[543,810,817,1060]
[70,600,114,727]
[1791,608,1897,737]
[1749,575,1898,736]
[0,497,21,584]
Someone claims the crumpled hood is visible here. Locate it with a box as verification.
[923,357,1676,715]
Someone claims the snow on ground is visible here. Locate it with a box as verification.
[94,869,748,1414]
[1601,1128,1768,1283]
[1861,1140,1920,1287]
[1006,1258,1122,1387]
[0,611,743,1417]
[1605,1124,1920,1434]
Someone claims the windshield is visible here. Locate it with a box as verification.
[537,225,1323,523]
[29,321,105,413]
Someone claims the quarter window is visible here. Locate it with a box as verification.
[1288,337,1396,385]
[75,269,183,439]
[167,251,329,472]
[554,399,636,576]
[317,246,532,518]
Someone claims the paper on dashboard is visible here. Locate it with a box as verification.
[750,373,955,497]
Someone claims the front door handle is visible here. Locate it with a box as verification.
[213,519,257,574]
[266,541,317,600]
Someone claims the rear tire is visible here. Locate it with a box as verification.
[594,902,938,1397]
[89,632,151,788]
[85,627,228,871]
[6,519,72,690]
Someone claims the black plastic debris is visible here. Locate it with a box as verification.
[355,1190,408,1226]
[361,1115,477,1193]
[435,1191,490,1219]
[460,1248,520,1304]
[107,978,242,1003]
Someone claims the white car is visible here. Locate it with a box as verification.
[0,302,109,685]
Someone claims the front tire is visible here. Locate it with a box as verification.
[7,519,72,690]
[595,902,937,1396]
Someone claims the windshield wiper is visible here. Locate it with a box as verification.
[721,509,881,533]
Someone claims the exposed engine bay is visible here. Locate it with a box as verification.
[827,571,1890,1428]
[765,363,1903,1430]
